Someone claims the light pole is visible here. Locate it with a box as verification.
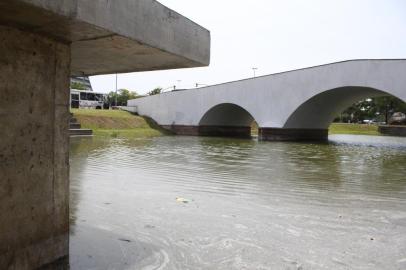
[252,67,258,78]
[115,73,118,107]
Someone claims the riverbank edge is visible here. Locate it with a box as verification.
[71,109,384,138]
[71,109,171,138]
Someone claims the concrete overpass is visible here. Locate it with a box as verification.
[128,59,406,141]
[0,1,210,269]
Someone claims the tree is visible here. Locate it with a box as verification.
[148,87,163,96]
[337,96,406,123]
[374,96,406,123]
[106,89,139,106]
[71,81,87,90]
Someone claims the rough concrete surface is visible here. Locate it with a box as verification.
[0,1,210,269]
[0,0,211,75]
[0,25,70,269]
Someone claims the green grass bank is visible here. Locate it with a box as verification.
[71,109,170,138]
[251,122,380,136]
[328,123,379,136]
[71,109,381,138]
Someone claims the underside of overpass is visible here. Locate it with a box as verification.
[0,1,210,269]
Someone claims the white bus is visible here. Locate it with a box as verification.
[70,89,108,109]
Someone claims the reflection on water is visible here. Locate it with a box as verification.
[69,135,406,270]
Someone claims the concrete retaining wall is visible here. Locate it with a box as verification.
[378,125,406,137]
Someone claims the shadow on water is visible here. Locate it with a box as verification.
[70,225,168,270]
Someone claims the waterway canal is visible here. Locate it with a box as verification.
[69,135,406,270]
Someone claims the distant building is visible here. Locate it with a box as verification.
[70,76,93,91]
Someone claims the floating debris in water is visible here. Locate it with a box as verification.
[176,197,189,203]
[118,238,132,243]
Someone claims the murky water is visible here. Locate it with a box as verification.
[69,135,406,270]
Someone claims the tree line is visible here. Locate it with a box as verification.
[105,87,163,106]
[335,96,406,124]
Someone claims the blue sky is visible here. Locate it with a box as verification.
[90,0,406,94]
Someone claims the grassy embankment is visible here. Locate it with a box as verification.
[251,122,380,136]
[328,123,379,136]
[72,109,380,138]
[71,109,170,138]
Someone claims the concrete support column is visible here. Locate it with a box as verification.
[0,25,70,269]
[258,128,328,141]
[162,125,252,138]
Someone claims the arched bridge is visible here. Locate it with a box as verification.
[127,59,406,141]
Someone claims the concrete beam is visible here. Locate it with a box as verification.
[0,0,211,76]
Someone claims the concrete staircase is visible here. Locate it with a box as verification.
[69,115,93,136]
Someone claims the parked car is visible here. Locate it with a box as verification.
[389,112,406,125]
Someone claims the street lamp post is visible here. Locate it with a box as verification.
[115,73,118,107]
[252,67,258,78]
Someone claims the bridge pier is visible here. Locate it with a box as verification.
[258,128,328,141]
[163,125,252,138]
[0,1,210,268]
[0,25,70,269]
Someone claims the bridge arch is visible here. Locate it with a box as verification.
[198,103,257,138]
[283,86,404,129]
[259,86,406,141]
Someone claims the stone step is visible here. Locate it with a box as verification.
[69,129,93,136]
[69,123,81,129]
[70,117,78,124]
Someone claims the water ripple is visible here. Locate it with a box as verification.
[69,135,406,270]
